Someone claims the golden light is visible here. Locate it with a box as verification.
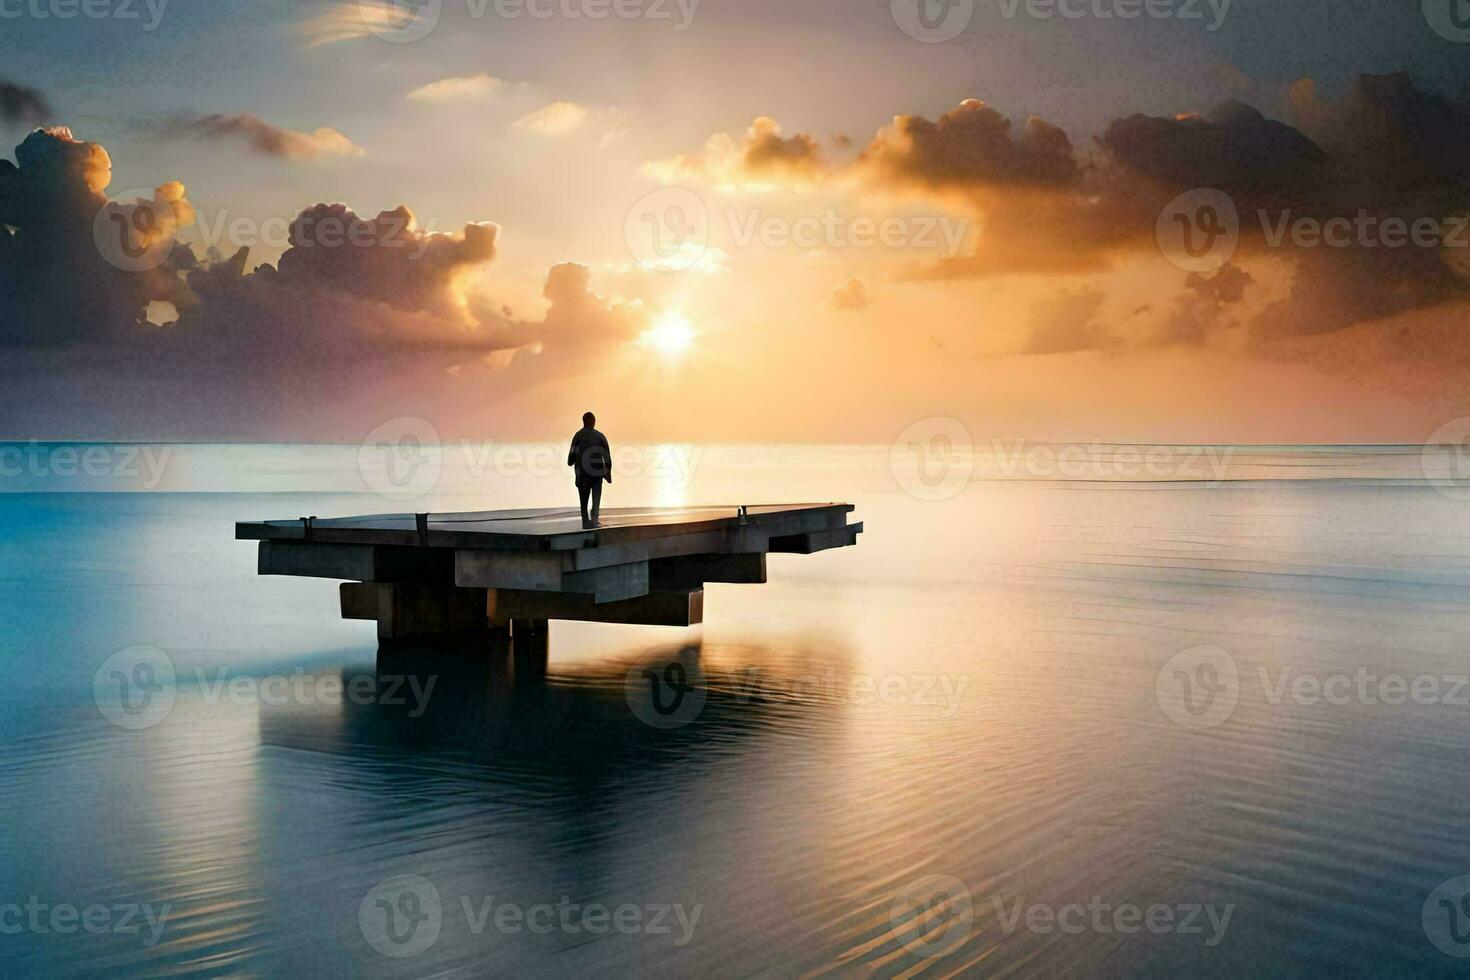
[638,312,697,357]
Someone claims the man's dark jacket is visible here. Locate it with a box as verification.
[568,427,612,485]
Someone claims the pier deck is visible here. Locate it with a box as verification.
[236,504,861,642]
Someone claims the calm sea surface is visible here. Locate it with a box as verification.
[4,443,1470,977]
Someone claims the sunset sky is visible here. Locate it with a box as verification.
[2,0,1469,443]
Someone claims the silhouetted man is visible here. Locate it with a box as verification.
[568,411,612,529]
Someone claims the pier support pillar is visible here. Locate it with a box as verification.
[511,618,549,679]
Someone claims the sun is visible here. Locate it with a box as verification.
[638,312,697,357]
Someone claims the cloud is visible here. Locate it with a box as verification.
[297,1,409,47]
[1253,241,1467,342]
[235,203,497,319]
[0,127,194,345]
[859,99,1078,196]
[1020,287,1115,355]
[169,208,650,369]
[1237,73,1470,340]
[1290,72,1470,209]
[158,113,364,160]
[1156,263,1254,347]
[0,80,51,128]
[513,101,590,137]
[0,125,658,437]
[533,261,648,361]
[407,73,505,101]
[654,75,1470,355]
[1096,101,1325,203]
[644,116,827,190]
[824,277,870,312]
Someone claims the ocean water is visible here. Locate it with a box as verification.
[4,442,1470,976]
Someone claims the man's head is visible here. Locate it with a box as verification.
[582,412,596,428]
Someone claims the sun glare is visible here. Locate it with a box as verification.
[639,312,697,357]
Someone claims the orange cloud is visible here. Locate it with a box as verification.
[824,277,870,313]
[407,73,506,101]
[644,116,828,191]
[513,101,590,137]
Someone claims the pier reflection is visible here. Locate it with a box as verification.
[254,635,859,821]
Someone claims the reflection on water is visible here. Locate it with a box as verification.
[4,446,1470,975]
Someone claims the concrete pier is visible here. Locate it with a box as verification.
[236,504,861,648]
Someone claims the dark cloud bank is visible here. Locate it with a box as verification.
[919,74,1470,352]
[671,72,1470,358]
[0,115,645,438]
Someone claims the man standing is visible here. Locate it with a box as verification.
[567,411,612,529]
